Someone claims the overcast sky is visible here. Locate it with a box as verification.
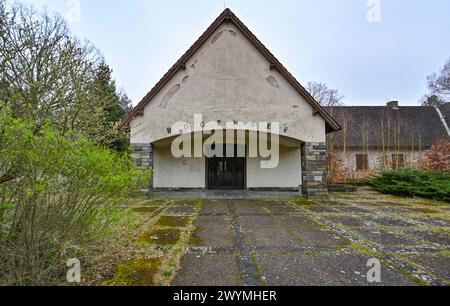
[20,0,450,106]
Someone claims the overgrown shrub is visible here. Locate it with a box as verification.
[0,104,150,285]
[369,169,450,203]
[420,140,450,173]
[327,151,349,184]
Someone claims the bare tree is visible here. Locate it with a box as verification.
[0,3,102,132]
[421,94,446,107]
[306,81,345,107]
[425,57,450,103]
[0,2,130,151]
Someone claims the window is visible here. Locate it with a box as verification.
[392,154,405,170]
[356,154,369,171]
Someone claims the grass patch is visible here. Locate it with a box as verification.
[110,257,161,286]
[188,227,205,247]
[155,216,190,228]
[138,229,181,246]
[369,169,450,203]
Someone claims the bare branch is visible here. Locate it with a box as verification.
[306,81,345,107]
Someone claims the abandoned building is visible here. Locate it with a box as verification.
[326,102,450,177]
[119,9,341,199]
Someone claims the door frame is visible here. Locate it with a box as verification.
[205,145,247,190]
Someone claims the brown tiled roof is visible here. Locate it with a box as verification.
[119,9,340,133]
[325,105,450,149]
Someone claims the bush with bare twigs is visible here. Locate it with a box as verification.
[327,151,349,184]
[420,140,450,173]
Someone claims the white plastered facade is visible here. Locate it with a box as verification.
[130,23,327,190]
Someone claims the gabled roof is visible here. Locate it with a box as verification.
[325,105,450,149]
[119,8,341,133]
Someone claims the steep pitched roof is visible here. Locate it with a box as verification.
[119,8,340,133]
[326,105,450,149]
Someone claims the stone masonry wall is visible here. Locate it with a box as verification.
[131,143,154,193]
[302,142,329,199]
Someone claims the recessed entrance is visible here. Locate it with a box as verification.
[207,145,245,190]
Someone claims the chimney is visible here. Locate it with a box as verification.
[387,101,399,110]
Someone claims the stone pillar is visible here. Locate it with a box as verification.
[131,143,154,195]
[301,142,329,199]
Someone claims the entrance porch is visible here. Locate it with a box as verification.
[130,132,329,199]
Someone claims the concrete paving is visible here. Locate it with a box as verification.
[145,189,450,286]
[153,190,299,200]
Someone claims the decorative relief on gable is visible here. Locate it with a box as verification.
[211,31,224,44]
[211,28,237,44]
[228,29,237,37]
[159,84,181,109]
[266,75,280,88]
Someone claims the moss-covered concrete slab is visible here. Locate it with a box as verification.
[199,200,229,216]
[189,226,234,248]
[332,206,371,214]
[194,215,229,228]
[261,202,298,214]
[351,229,417,247]
[155,216,190,228]
[132,206,159,214]
[165,206,196,215]
[115,189,449,286]
[404,255,450,281]
[403,230,450,245]
[275,215,322,229]
[256,253,343,286]
[172,200,198,207]
[138,228,181,246]
[172,254,239,286]
[110,257,162,286]
[289,228,350,248]
[368,216,414,227]
[234,201,271,215]
[304,205,339,213]
[315,253,417,286]
[244,227,302,248]
[238,215,278,228]
[327,216,368,228]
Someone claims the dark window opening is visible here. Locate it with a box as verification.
[356,154,369,171]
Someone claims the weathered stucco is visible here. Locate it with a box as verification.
[152,143,302,190]
[153,146,206,189]
[247,146,302,189]
[130,23,326,145]
[337,149,425,174]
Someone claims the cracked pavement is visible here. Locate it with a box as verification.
[127,189,450,286]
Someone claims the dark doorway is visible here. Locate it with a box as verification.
[207,145,245,190]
